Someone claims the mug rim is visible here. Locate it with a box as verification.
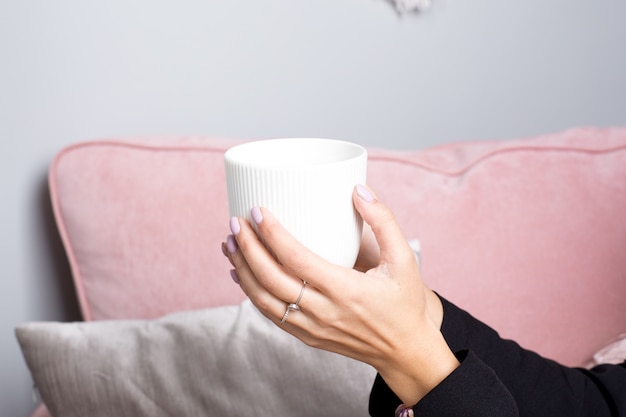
[224,138,367,168]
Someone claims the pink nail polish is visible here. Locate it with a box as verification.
[251,207,263,224]
[226,235,238,254]
[229,217,241,235]
[356,184,375,203]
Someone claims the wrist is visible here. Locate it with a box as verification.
[377,319,460,406]
[425,288,444,329]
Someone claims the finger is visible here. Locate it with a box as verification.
[222,237,237,267]
[247,206,354,295]
[230,250,322,338]
[221,241,229,258]
[228,224,288,321]
[230,216,312,313]
[353,184,415,271]
[230,219,330,331]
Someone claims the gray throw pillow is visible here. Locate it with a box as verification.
[16,300,376,417]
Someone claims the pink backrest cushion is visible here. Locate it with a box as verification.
[367,127,626,366]
[50,128,626,366]
[50,137,248,321]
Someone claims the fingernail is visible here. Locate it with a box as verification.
[226,234,238,254]
[229,217,241,235]
[356,184,375,203]
[230,269,240,284]
[251,207,263,224]
[221,241,229,257]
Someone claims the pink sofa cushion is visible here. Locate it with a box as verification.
[50,137,248,321]
[49,128,626,367]
[367,127,626,366]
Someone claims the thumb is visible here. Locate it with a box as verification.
[353,184,414,268]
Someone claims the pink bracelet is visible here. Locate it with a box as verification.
[395,404,415,417]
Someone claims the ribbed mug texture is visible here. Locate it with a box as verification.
[224,139,367,268]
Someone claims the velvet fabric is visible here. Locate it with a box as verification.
[17,300,375,417]
[49,137,248,321]
[366,128,626,366]
[31,128,626,417]
[49,128,626,363]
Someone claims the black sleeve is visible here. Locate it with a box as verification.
[370,349,519,417]
[369,295,626,417]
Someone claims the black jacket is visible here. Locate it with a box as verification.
[369,296,626,416]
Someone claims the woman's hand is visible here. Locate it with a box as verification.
[222,184,459,406]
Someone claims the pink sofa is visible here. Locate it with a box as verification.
[22,128,626,417]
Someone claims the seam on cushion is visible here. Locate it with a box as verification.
[368,143,626,178]
[48,138,244,322]
[49,150,92,321]
[51,137,246,154]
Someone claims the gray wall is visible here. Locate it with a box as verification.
[2,1,625,415]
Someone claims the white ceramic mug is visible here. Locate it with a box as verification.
[224,138,368,268]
